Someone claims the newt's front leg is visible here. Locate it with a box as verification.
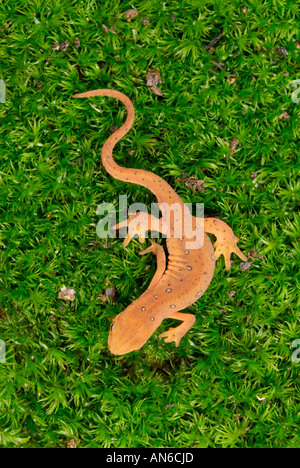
[203,217,247,270]
[113,212,169,247]
[159,312,196,347]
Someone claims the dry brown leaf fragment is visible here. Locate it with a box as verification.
[146,69,161,87]
[102,12,119,34]
[205,32,223,52]
[102,23,108,33]
[146,69,162,95]
[149,84,162,96]
[74,64,83,79]
[110,125,119,134]
[239,261,252,272]
[74,37,80,48]
[58,285,76,302]
[230,137,239,154]
[277,46,288,57]
[51,40,60,50]
[279,111,289,119]
[248,247,264,261]
[60,40,69,51]
[105,285,116,302]
[177,172,205,192]
[212,60,223,71]
[102,22,116,34]
[141,18,150,25]
[52,40,70,51]
[99,284,116,303]
[67,439,77,448]
[124,9,139,20]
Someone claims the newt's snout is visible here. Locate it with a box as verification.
[108,303,161,356]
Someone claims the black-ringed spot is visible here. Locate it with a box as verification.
[141,306,146,312]
[165,288,172,293]
[150,317,155,321]
[195,290,203,297]
[153,294,158,300]
[186,265,192,271]
[170,304,176,309]
[211,253,214,261]
[184,250,190,255]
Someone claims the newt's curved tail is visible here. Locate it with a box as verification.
[72,89,183,207]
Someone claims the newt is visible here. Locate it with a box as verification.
[73,89,247,355]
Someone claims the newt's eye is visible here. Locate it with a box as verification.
[110,321,115,331]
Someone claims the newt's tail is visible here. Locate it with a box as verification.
[72,89,183,207]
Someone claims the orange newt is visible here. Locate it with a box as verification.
[73,89,247,355]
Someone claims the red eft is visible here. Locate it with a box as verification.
[73,89,247,356]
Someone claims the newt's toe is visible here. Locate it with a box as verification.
[214,237,247,271]
[158,328,181,347]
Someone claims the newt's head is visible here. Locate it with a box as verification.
[108,303,160,356]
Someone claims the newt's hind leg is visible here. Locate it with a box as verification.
[158,312,196,347]
[113,212,168,248]
[139,239,166,288]
[203,217,247,271]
